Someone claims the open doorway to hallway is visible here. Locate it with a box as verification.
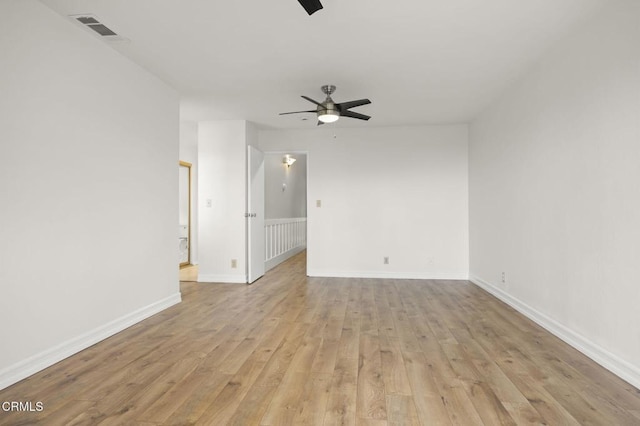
[179,160,192,267]
[263,152,308,274]
[179,121,199,281]
[179,160,198,282]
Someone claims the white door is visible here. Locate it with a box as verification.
[247,145,265,283]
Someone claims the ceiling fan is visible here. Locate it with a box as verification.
[298,0,323,15]
[280,85,372,125]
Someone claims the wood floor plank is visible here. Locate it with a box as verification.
[461,379,517,426]
[195,357,268,425]
[357,334,387,421]
[356,419,388,426]
[257,319,325,426]
[90,363,169,422]
[402,351,451,425]
[379,335,412,396]
[100,355,203,424]
[432,376,484,426]
[34,399,97,426]
[225,324,306,426]
[137,369,211,423]
[324,357,359,426]
[359,283,380,337]
[311,338,340,374]
[2,251,640,425]
[389,308,422,353]
[291,372,333,426]
[543,377,615,425]
[386,394,420,426]
[490,351,582,425]
[524,382,583,425]
[163,372,232,425]
[260,371,308,425]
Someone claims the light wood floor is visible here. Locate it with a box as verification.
[179,264,198,282]
[2,252,640,425]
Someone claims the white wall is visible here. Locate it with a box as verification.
[265,153,307,219]
[0,0,180,389]
[180,121,198,264]
[469,0,640,388]
[259,125,469,279]
[197,120,249,283]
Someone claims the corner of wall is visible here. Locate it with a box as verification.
[470,275,640,390]
[0,293,181,391]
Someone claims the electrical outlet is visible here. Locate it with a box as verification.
[231,259,237,269]
[501,272,506,283]
[384,257,389,265]
[316,200,322,208]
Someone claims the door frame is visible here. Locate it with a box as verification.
[179,160,192,267]
[259,150,309,274]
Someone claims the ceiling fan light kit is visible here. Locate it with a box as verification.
[280,85,371,125]
[317,111,339,123]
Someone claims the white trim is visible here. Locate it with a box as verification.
[470,275,640,390]
[0,293,182,391]
[266,245,305,272]
[265,217,307,226]
[307,270,469,280]
[197,274,247,284]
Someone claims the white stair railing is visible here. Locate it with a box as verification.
[265,217,307,269]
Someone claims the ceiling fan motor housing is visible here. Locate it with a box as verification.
[319,100,337,114]
[321,85,336,96]
[320,85,338,116]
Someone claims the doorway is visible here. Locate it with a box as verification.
[262,151,308,273]
[246,149,308,283]
[179,160,192,267]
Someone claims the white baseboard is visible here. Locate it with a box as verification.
[197,274,247,284]
[307,270,469,280]
[0,293,182,391]
[470,275,640,390]
[266,246,306,272]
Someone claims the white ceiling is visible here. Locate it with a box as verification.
[40,0,605,129]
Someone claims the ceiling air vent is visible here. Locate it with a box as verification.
[69,14,126,41]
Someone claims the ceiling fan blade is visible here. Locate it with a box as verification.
[301,95,323,107]
[298,0,323,15]
[279,110,316,115]
[337,99,371,111]
[341,110,371,121]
